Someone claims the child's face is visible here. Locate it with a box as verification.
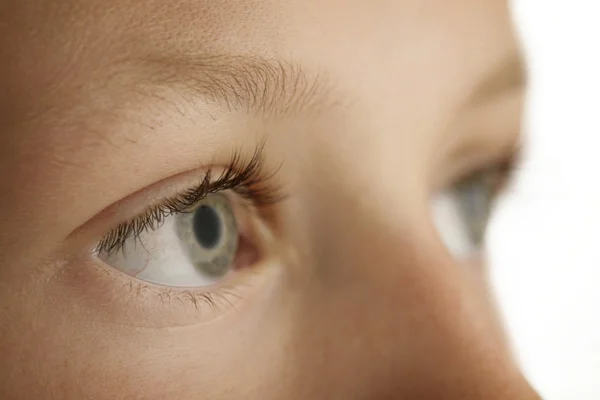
[0,0,538,398]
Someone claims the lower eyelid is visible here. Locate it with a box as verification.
[49,250,273,329]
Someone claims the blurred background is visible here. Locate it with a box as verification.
[489,1,600,398]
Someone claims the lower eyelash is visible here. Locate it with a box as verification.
[123,280,243,313]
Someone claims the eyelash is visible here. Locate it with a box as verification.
[94,144,282,256]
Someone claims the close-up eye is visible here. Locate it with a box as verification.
[93,147,280,289]
[432,158,515,258]
[97,192,246,287]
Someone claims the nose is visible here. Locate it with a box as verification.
[301,194,542,399]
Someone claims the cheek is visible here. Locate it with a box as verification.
[0,256,288,399]
[0,300,258,399]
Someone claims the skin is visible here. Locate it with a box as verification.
[0,0,540,399]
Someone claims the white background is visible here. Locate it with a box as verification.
[489,1,600,398]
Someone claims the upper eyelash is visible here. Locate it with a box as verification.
[95,144,283,256]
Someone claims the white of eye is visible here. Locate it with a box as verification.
[98,193,239,287]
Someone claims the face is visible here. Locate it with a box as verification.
[0,0,538,398]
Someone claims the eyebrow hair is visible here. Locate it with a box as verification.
[128,54,338,119]
[468,52,525,104]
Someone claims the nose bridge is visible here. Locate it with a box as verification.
[306,191,541,398]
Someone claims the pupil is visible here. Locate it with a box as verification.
[192,205,222,249]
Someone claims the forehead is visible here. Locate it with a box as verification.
[0,0,519,89]
[1,0,522,154]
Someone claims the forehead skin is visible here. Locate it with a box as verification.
[0,1,535,399]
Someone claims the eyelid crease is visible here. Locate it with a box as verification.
[489,142,523,196]
[458,143,522,198]
[432,133,523,198]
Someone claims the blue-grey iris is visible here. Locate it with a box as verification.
[175,194,238,278]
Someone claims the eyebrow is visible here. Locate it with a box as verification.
[124,54,337,119]
[468,52,525,104]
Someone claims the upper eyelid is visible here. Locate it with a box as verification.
[92,146,282,255]
[66,161,242,248]
[93,170,229,255]
[486,144,523,196]
[459,150,521,194]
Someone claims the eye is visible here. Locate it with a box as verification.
[93,145,279,290]
[98,192,249,287]
[431,162,512,258]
